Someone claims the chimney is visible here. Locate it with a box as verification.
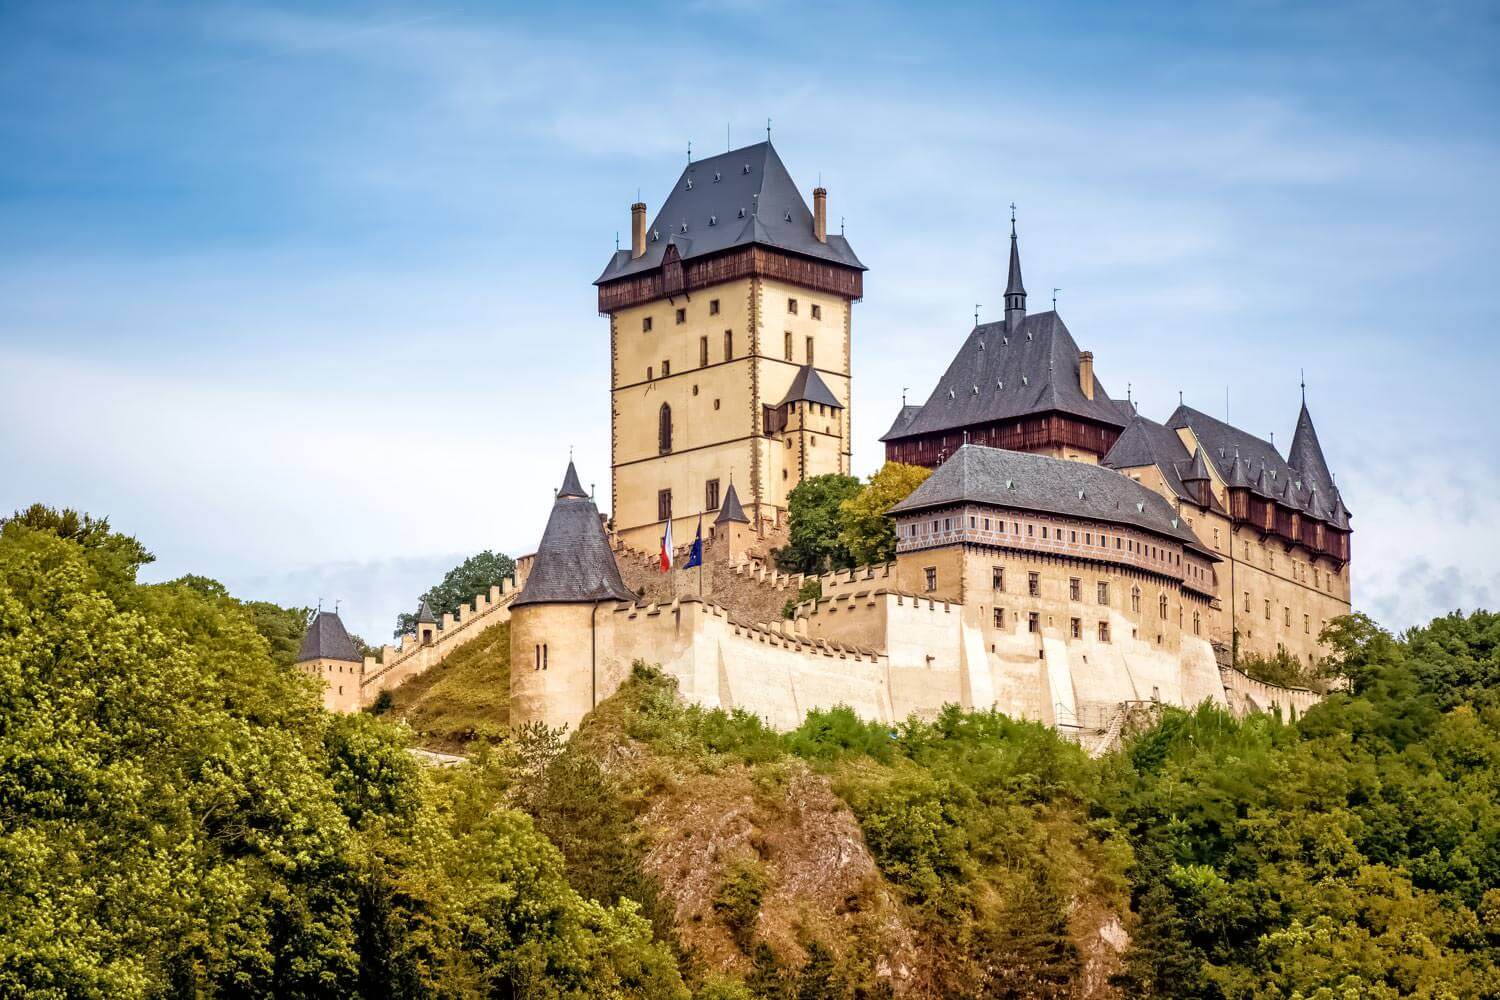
[813,187,827,243]
[1079,351,1095,400]
[630,202,647,259]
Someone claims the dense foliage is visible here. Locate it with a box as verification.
[837,463,932,567]
[393,550,517,638]
[777,474,862,574]
[3,504,1497,998]
[0,511,683,998]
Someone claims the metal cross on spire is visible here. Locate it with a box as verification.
[1300,368,1306,404]
[1009,202,1017,236]
[766,117,772,141]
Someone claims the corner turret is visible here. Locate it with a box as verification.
[1004,208,1027,332]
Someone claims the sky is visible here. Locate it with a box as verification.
[1,0,1497,644]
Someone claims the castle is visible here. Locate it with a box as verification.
[296,140,1351,747]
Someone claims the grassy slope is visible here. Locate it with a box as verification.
[383,622,509,751]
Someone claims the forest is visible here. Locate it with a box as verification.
[1,505,1496,998]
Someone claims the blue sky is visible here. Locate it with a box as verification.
[1,0,1496,643]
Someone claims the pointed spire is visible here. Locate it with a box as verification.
[1288,398,1336,503]
[415,598,437,624]
[558,460,587,499]
[1181,447,1211,483]
[513,459,635,608]
[1004,205,1027,334]
[1227,449,1251,488]
[715,482,750,524]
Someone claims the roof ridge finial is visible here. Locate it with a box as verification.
[766,117,772,142]
[1300,368,1306,405]
[1010,201,1016,237]
[1052,287,1059,310]
[687,139,692,163]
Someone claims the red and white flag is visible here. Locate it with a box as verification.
[659,518,674,572]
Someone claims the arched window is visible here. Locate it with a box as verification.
[659,403,673,454]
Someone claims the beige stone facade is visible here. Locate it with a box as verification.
[609,275,853,552]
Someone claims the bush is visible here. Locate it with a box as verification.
[713,856,769,952]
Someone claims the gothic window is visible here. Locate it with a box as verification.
[1193,611,1201,635]
[1131,586,1141,613]
[658,403,673,453]
[705,479,720,511]
[1159,594,1169,619]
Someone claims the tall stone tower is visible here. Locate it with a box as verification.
[595,142,865,553]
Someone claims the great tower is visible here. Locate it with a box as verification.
[595,142,865,553]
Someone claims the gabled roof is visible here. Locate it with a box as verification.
[511,462,636,609]
[595,141,863,285]
[890,444,1215,558]
[777,365,842,409]
[879,404,924,442]
[1168,405,1299,497]
[1102,414,1223,513]
[296,611,362,663]
[888,312,1129,442]
[715,482,749,524]
[415,598,437,625]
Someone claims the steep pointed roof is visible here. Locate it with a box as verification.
[1180,447,1211,483]
[714,481,749,524]
[1226,450,1251,488]
[558,459,587,499]
[1005,218,1026,297]
[889,312,1129,442]
[1102,414,1223,513]
[777,365,843,409]
[595,141,864,285]
[1329,493,1351,530]
[415,598,437,624]
[296,610,362,663]
[1287,401,1336,503]
[511,462,635,609]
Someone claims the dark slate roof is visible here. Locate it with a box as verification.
[297,611,362,663]
[890,444,1215,558]
[1181,447,1210,482]
[1167,405,1298,498]
[1005,224,1026,297]
[415,598,437,624]
[595,142,863,285]
[777,365,843,409]
[888,312,1130,441]
[511,463,635,608]
[558,459,587,499]
[879,404,924,442]
[1287,402,1338,507]
[1103,415,1226,515]
[715,481,749,524]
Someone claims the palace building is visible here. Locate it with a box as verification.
[297,140,1352,746]
[595,141,864,552]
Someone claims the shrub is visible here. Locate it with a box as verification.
[713,855,769,952]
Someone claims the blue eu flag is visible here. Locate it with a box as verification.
[684,518,704,568]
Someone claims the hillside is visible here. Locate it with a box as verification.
[382,621,510,750]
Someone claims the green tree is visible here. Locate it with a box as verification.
[776,474,861,575]
[837,462,931,566]
[394,549,516,638]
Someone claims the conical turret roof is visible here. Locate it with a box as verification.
[715,482,749,524]
[511,461,635,609]
[1181,447,1211,483]
[1005,217,1026,298]
[297,610,362,663]
[1288,401,1336,502]
[415,598,437,624]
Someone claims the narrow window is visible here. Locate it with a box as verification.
[1284,607,1291,627]
[724,329,733,360]
[924,567,937,592]
[994,607,1004,628]
[806,336,815,365]
[787,297,798,314]
[1028,572,1040,597]
[675,307,686,325]
[646,366,653,380]
[1028,612,1040,633]
[662,358,671,377]
[1071,618,1082,639]
[784,331,793,361]
[1097,581,1110,605]
[811,303,821,320]
[642,316,653,332]
[1069,577,1081,601]
[706,478,720,511]
[1304,613,1311,634]
[993,567,1005,590]
[658,403,673,453]
[658,489,672,521]
[1193,611,1201,635]
[700,337,709,367]
[1159,594,1169,619]
[1264,599,1271,620]
[1131,586,1141,613]
[1098,621,1111,642]
[709,298,720,315]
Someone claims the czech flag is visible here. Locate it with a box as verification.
[685,518,704,569]
[659,518,674,572]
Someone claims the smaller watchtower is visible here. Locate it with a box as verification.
[294,609,364,713]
